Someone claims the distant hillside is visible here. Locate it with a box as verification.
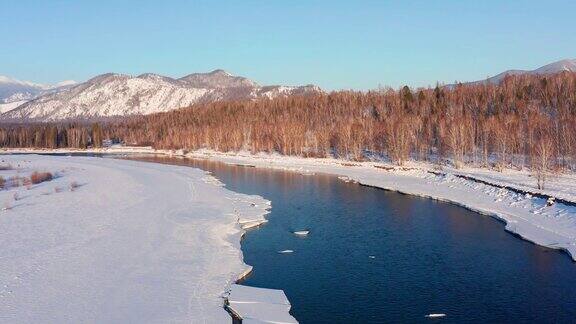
[0,76,76,113]
[463,59,576,85]
[1,70,320,121]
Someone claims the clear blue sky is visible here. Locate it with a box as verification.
[1,0,575,90]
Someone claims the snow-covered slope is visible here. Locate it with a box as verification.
[2,70,320,121]
[478,59,576,85]
[5,73,210,120]
[0,75,77,112]
[0,76,47,103]
[533,59,576,74]
[0,100,28,114]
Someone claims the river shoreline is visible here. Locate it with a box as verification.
[2,147,576,262]
[187,150,576,261]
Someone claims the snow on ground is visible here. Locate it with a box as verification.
[0,100,27,113]
[185,150,576,261]
[442,165,576,204]
[227,284,297,324]
[0,155,279,323]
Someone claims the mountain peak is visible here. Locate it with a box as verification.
[178,70,258,89]
[0,75,46,88]
[0,75,78,110]
[533,59,576,74]
[0,75,13,83]
[208,69,232,76]
[456,58,576,86]
[136,73,179,84]
[86,73,130,84]
[0,75,50,104]
[55,80,77,87]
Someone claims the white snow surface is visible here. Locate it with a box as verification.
[0,155,274,323]
[440,164,576,205]
[227,284,297,324]
[0,100,27,114]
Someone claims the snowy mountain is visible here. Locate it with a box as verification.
[2,70,320,121]
[474,59,576,85]
[0,76,77,113]
[0,76,47,103]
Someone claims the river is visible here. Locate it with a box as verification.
[117,154,576,323]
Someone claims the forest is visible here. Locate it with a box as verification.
[1,72,575,178]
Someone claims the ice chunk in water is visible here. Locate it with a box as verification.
[425,313,446,318]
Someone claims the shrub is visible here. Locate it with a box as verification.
[0,176,4,189]
[30,171,53,184]
[8,176,23,187]
[0,164,12,170]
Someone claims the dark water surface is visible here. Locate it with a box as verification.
[120,155,575,323]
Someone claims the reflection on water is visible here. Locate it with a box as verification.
[127,155,576,323]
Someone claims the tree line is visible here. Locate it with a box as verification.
[1,72,575,177]
[0,123,105,149]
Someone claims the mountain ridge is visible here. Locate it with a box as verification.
[3,59,574,121]
[0,76,77,104]
[1,70,321,121]
[465,59,576,85]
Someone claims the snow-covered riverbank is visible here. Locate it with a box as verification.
[4,147,576,262]
[183,150,576,261]
[0,155,291,323]
[3,148,576,262]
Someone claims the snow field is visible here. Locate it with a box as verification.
[0,155,277,323]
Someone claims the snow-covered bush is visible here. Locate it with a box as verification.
[7,176,24,187]
[0,164,12,170]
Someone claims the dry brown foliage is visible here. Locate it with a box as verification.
[30,171,53,184]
